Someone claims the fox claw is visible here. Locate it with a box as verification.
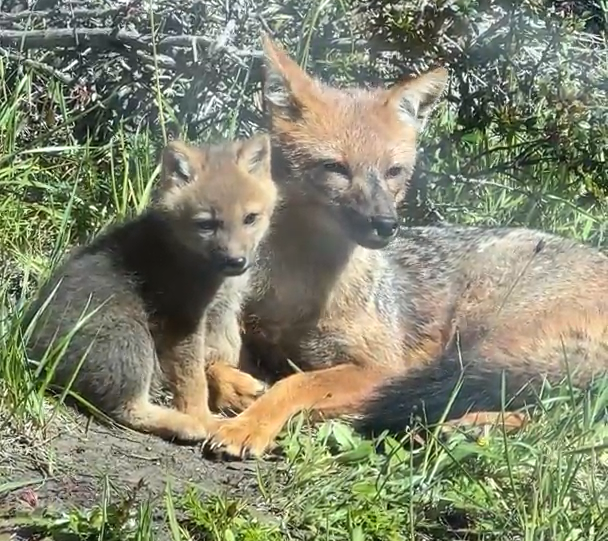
[205,417,277,460]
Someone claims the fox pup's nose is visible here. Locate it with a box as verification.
[369,216,399,239]
[220,256,249,276]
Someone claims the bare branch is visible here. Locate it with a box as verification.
[0,28,221,53]
[0,47,72,84]
[0,8,121,24]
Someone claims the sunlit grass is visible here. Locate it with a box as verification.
[1,8,607,540]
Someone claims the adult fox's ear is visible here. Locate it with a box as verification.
[236,133,271,176]
[261,32,320,117]
[160,140,199,189]
[384,67,449,131]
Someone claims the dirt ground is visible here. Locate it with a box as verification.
[0,408,272,539]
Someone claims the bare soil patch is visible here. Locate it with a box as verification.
[0,408,270,538]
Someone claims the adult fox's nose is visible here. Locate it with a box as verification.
[369,216,399,240]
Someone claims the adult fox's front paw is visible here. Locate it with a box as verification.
[207,416,278,459]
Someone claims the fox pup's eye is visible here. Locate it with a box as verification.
[322,161,351,178]
[243,213,258,225]
[196,219,218,231]
[386,165,405,178]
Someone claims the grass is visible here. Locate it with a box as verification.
[2,19,608,541]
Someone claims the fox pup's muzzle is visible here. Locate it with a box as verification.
[218,255,250,276]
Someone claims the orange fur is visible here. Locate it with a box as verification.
[207,361,267,415]
[209,364,389,457]
[203,35,608,459]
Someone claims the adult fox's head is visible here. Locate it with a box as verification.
[261,35,448,249]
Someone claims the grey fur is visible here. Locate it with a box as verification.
[23,136,277,441]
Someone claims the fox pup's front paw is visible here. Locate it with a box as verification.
[208,365,267,415]
[173,418,219,443]
[206,415,279,459]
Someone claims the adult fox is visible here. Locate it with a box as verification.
[207,35,608,458]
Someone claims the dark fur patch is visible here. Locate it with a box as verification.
[80,210,222,340]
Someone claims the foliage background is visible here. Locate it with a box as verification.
[1,2,607,539]
[1,0,605,243]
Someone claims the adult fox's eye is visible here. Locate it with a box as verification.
[243,213,258,225]
[322,160,351,178]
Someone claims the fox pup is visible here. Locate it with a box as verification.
[205,35,608,458]
[24,135,277,441]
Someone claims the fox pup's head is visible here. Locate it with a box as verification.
[261,35,448,249]
[156,135,278,277]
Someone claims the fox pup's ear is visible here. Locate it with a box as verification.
[386,67,449,131]
[161,141,198,189]
[236,134,271,176]
[261,33,317,116]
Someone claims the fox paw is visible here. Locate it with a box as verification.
[209,368,267,415]
[441,411,528,432]
[173,419,219,443]
[206,417,278,459]
[438,411,529,442]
